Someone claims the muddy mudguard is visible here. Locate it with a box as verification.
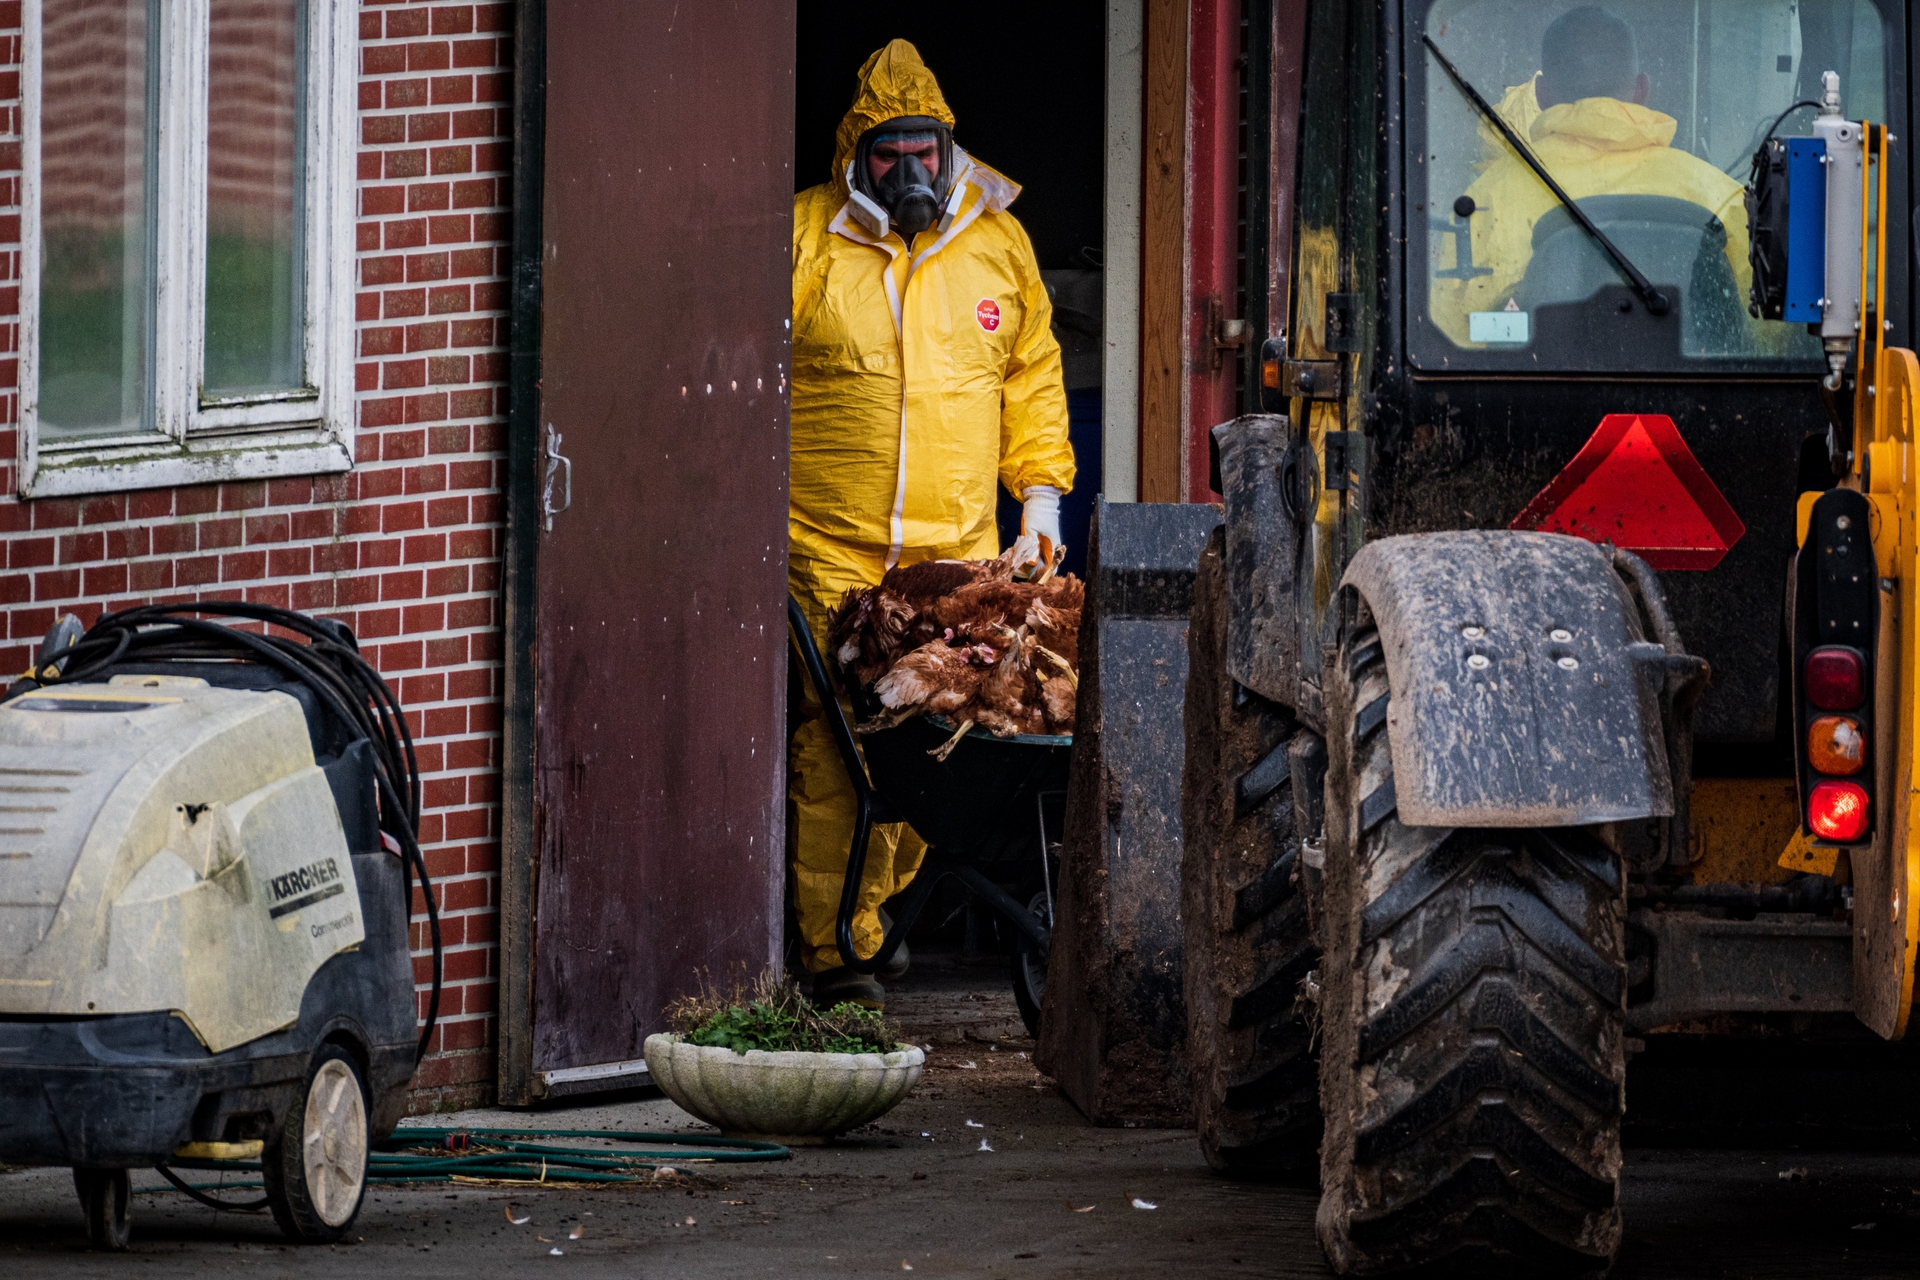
[1341,530,1673,829]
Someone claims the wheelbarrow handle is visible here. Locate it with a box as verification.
[788,596,893,975]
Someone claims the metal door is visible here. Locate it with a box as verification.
[499,0,794,1102]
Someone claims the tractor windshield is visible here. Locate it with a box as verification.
[1407,0,1896,374]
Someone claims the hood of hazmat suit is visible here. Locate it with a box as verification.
[789,38,1076,639]
[1429,95,1759,350]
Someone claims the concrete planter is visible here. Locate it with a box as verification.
[643,1034,924,1144]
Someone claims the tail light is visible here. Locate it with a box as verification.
[1793,491,1876,844]
[1804,646,1864,709]
[1808,780,1870,842]
[1806,716,1866,775]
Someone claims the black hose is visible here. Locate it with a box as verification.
[15,602,444,1064]
[152,1164,269,1211]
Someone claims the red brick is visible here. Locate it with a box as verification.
[431,6,475,35]
[362,114,406,146]
[382,289,426,319]
[450,108,494,140]
[428,426,470,454]
[403,393,450,424]
[360,326,404,356]
[383,570,426,601]
[428,285,470,315]
[404,602,448,633]
[360,395,406,428]
[244,514,290,544]
[81,563,127,597]
[58,531,103,563]
[176,556,220,587]
[198,517,241,549]
[428,214,470,244]
[404,534,447,564]
[106,526,150,559]
[448,318,492,347]
[474,72,510,105]
[384,218,428,250]
[447,597,491,630]
[446,527,491,561]
[449,179,492,210]
[220,551,266,581]
[130,560,174,592]
[475,3,511,32]
[33,568,78,599]
[266,547,312,578]
[79,494,127,525]
[385,77,429,110]
[407,40,453,72]
[452,37,496,69]
[448,247,491,279]
[356,292,381,322]
[430,74,473,105]
[408,112,451,144]
[383,501,426,533]
[405,321,449,353]
[361,255,406,286]
[362,45,407,76]
[448,390,491,419]
[405,251,450,282]
[427,355,470,384]
[151,524,196,556]
[385,149,428,180]
[383,359,426,390]
[408,181,451,213]
[386,7,430,37]
[430,145,473,175]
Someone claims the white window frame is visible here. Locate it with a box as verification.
[19,0,356,498]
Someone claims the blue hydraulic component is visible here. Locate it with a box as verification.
[1784,137,1827,323]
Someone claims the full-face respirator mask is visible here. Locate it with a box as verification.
[846,116,958,240]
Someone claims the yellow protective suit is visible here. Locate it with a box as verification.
[1430,95,1754,348]
[788,39,1075,975]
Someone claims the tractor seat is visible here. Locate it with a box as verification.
[1517,194,1748,357]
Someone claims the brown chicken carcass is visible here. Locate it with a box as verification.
[825,548,1023,684]
[821,548,1081,742]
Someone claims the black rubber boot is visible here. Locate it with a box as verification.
[811,966,886,1010]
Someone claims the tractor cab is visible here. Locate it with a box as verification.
[1273,0,1905,754]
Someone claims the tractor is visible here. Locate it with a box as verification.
[1174,2,1920,1272]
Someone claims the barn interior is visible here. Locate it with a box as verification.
[791,3,1108,967]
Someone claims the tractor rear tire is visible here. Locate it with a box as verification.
[1316,624,1627,1275]
[1180,530,1321,1178]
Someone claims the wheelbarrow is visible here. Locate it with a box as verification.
[787,598,1069,1032]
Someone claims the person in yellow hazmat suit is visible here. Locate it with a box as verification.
[788,39,1075,1009]
[1429,5,1758,349]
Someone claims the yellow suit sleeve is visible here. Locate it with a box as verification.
[996,224,1076,499]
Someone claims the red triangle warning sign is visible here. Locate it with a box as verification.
[1509,414,1745,570]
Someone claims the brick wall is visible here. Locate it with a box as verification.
[0,0,516,1111]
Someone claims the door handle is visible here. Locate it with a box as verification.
[543,423,572,532]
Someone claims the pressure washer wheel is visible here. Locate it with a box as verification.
[263,1046,372,1243]
[1012,889,1049,1037]
[73,1167,132,1250]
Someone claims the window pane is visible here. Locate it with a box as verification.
[1407,0,1895,373]
[204,0,305,399]
[38,0,155,439]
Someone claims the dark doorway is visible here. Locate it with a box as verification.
[795,4,1108,572]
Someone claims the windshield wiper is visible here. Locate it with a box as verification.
[1422,34,1670,316]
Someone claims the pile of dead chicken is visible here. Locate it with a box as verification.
[826,547,1082,745]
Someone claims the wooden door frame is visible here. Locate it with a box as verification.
[498,0,545,1108]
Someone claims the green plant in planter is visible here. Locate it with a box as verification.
[666,968,907,1056]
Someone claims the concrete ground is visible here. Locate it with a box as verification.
[3,952,1917,1278]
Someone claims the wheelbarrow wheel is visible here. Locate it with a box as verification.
[1011,889,1049,1038]
[1180,528,1321,1179]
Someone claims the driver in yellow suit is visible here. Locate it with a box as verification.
[1430,5,1758,347]
[789,40,1075,1008]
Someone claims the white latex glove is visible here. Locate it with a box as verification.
[1010,486,1063,579]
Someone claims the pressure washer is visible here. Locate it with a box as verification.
[0,603,442,1248]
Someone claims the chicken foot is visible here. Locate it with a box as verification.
[928,718,976,762]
